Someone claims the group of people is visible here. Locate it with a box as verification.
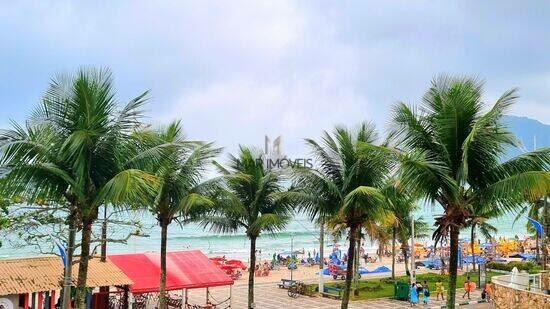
[408,280,432,306]
[254,261,271,277]
[408,277,494,306]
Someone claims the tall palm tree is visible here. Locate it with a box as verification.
[298,123,394,309]
[199,146,295,309]
[382,181,428,278]
[131,121,220,308]
[463,205,498,271]
[0,68,158,308]
[392,75,550,308]
[515,195,549,263]
[290,166,342,294]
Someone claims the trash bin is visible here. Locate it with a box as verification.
[394,281,409,301]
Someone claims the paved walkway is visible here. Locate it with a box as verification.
[185,282,491,309]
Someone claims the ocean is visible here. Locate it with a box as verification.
[0,204,530,261]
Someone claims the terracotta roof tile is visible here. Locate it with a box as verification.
[0,256,132,296]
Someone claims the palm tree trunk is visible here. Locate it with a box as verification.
[402,243,410,277]
[62,213,76,309]
[75,219,93,309]
[248,236,257,309]
[446,225,460,309]
[470,223,476,271]
[378,240,384,263]
[391,226,396,280]
[100,205,108,262]
[341,225,358,309]
[318,219,325,294]
[354,232,361,291]
[158,219,169,309]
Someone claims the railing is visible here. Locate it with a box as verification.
[492,273,543,293]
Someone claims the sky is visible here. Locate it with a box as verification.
[1,1,549,157]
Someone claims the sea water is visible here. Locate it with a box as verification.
[0,206,530,260]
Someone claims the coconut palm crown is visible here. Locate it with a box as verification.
[296,123,395,309]
[392,75,550,308]
[0,68,158,309]
[130,120,221,308]
[198,146,296,309]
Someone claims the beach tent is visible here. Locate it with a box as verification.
[321,265,390,275]
[509,253,536,261]
[462,255,486,265]
[110,250,234,307]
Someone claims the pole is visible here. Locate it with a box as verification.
[410,214,415,283]
[544,197,548,270]
[318,219,324,295]
[62,217,76,309]
[290,233,294,281]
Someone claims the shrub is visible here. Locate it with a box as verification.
[486,261,541,274]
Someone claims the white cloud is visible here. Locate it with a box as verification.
[0,0,549,157]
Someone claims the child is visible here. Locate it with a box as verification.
[422,280,430,305]
[435,278,445,301]
[409,282,418,306]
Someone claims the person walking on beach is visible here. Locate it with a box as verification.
[462,276,474,300]
[435,278,445,301]
[422,280,430,305]
[409,282,419,306]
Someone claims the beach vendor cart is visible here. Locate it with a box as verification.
[327,263,362,280]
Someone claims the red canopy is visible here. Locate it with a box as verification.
[109,250,234,293]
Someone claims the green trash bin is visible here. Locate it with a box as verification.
[394,281,409,301]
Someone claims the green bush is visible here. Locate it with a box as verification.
[486,261,541,274]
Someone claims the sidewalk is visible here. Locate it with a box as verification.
[184,282,489,309]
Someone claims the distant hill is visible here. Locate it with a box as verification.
[503,116,550,159]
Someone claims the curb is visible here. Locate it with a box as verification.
[437,299,487,308]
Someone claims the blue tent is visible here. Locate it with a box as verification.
[509,253,536,261]
[322,265,391,275]
[462,255,486,265]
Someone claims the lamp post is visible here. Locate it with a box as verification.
[290,232,294,281]
[410,214,416,283]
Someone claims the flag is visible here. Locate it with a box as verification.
[55,240,67,268]
[527,217,543,237]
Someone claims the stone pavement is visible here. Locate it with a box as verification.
[185,282,491,309]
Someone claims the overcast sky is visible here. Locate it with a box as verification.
[1,1,549,156]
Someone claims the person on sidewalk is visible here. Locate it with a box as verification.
[462,276,476,300]
[422,280,430,305]
[409,282,419,307]
[435,278,445,301]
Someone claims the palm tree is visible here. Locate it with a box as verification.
[290,166,342,294]
[363,220,392,265]
[298,123,394,309]
[131,121,220,308]
[0,68,158,308]
[392,75,550,308]
[463,205,498,271]
[515,195,549,264]
[199,146,295,309]
[382,181,428,279]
